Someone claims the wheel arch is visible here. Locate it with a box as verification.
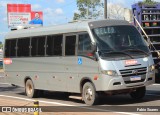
[24,76,32,87]
[80,77,96,93]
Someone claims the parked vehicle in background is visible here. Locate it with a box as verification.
[3,19,155,105]
[132,3,160,83]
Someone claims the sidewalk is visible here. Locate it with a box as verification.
[0,69,4,73]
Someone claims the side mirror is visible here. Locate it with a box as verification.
[88,43,98,61]
[91,43,97,53]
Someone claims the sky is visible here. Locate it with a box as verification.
[0,0,160,42]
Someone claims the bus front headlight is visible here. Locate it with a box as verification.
[101,70,118,76]
[149,65,155,72]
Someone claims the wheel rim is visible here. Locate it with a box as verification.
[84,87,93,101]
[26,83,32,95]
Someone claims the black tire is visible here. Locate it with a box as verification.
[25,79,38,98]
[130,86,146,100]
[82,82,99,105]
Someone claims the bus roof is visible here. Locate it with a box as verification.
[5,19,131,39]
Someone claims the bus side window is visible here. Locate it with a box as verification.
[5,39,16,57]
[5,40,10,57]
[17,38,30,57]
[46,35,63,56]
[31,36,46,56]
[65,35,76,56]
[78,33,92,56]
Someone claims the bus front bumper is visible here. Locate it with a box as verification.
[95,72,155,92]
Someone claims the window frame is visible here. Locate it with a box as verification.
[63,33,78,56]
[17,37,30,57]
[30,36,46,57]
[4,38,17,58]
[77,32,92,56]
[4,32,92,58]
[46,34,63,57]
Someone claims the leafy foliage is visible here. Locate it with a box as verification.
[138,0,158,6]
[0,44,3,49]
[73,0,103,20]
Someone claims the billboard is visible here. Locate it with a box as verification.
[8,12,31,26]
[29,11,43,25]
[7,4,43,27]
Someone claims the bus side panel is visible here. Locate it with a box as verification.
[66,56,99,93]
[63,56,78,92]
[4,57,68,91]
[4,56,100,93]
[75,57,100,93]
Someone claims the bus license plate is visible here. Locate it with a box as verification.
[130,76,141,81]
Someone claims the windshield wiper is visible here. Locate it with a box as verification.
[99,50,134,59]
[122,49,149,57]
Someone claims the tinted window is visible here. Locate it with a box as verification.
[92,26,150,56]
[5,39,17,57]
[5,40,10,57]
[31,36,46,56]
[92,25,149,60]
[17,38,30,57]
[65,35,76,56]
[78,33,91,55]
[46,35,62,56]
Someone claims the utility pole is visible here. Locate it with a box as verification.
[104,0,107,19]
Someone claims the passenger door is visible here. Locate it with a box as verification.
[64,34,79,92]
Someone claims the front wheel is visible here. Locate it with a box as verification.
[82,82,99,105]
[130,86,146,100]
[25,79,38,98]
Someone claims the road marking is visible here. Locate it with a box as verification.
[0,83,10,85]
[0,95,141,115]
[152,84,160,86]
[0,95,74,106]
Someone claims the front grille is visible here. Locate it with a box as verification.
[119,67,147,84]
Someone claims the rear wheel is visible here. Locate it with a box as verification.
[130,86,146,100]
[25,79,38,98]
[82,82,99,105]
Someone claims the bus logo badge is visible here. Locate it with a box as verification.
[4,58,12,65]
[78,57,82,65]
[132,70,138,74]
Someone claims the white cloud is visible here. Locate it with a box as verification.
[44,8,54,16]
[0,32,7,35]
[0,0,23,7]
[56,0,65,3]
[55,8,63,14]
[43,7,65,25]
[32,4,42,11]
[43,8,64,16]
[113,0,125,6]
[3,17,7,23]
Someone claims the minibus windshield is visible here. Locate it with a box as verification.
[92,25,150,59]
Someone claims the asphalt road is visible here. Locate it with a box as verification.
[0,76,160,115]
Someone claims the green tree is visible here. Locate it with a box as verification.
[73,0,103,20]
[138,0,157,6]
[0,44,3,49]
